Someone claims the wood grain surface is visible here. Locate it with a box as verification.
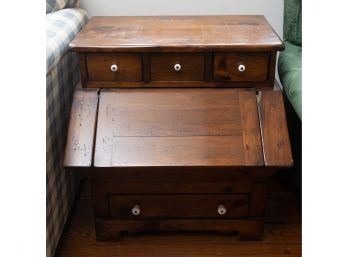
[257,90,293,167]
[108,194,249,218]
[70,16,284,52]
[150,53,205,81]
[105,181,251,194]
[214,52,269,81]
[55,179,301,257]
[86,53,142,82]
[64,89,99,167]
[93,88,263,167]
[95,218,264,241]
[83,80,275,89]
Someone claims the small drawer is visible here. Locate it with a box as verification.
[150,53,205,81]
[213,53,269,82]
[86,53,142,82]
[109,194,249,218]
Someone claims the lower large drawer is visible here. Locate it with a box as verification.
[109,194,249,218]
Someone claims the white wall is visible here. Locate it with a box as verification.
[80,0,284,39]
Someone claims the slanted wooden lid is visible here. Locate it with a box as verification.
[93,88,264,167]
[70,15,284,52]
[64,87,293,168]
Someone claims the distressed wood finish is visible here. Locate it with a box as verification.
[150,53,205,81]
[70,16,283,52]
[86,53,142,82]
[268,51,278,82]
[70,15,283,88]
[79,53,88,85]
[63,86,291,241]
[258,90,293,167]
[63,15,292,242]
[95,219,264,242]
[55,180,301,257]
[84,80,275,89]
[109,194,249,218]
[80,167,275,182]
[77,88,279,240]
[238,90,264,166]
[64,89,99,167]
[93,88,263,167]
[213,52,269,81]
[105,181,251,194]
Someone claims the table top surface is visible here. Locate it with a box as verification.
[70,15,283,52]
[93,88,264,167]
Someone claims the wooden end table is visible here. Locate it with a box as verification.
[64,15,292,241]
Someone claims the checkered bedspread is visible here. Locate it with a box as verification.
[46,0,79,14]
[46,7,88,257]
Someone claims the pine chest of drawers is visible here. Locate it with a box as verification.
[64,15,292,241]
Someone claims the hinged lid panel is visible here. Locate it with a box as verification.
[93,88,264,167]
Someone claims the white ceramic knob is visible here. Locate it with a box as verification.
[111,64,118,72]
[238,64,246,72]
[217,204,227,215]
[131,205,141,216]
[174,63,181,71]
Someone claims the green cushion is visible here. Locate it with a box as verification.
[284,0,302,46]
[278,41,302,120]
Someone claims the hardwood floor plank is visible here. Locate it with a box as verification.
[57,229,301,257]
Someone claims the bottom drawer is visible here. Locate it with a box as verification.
[109,194,249,218]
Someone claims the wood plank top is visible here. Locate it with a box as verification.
[64,89,99,167]
[70,15,283,52]
[93,88,264,167]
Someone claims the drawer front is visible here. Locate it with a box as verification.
[150,53,205,81]
[86,53,142,82]
[213,53,269,82]
[109,194,249,218]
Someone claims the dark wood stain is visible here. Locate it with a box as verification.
[93,88,263,167]
[62,15,293,244]
[70,15,283,88]
[257,90,293,167]
[109,194,249,218]
[54,180,301,257]
[70,16,284,52]
[150,53,205,81]
[214,52,269,82]
[86,53,142,82]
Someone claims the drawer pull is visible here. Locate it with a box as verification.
[131,205,141,216]
[110,64,118,72]
[217,204,227,215]
[238,64,246,72]
[174,63,182,71]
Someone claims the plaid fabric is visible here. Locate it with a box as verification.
[46,7,87,257]
[46,0,79,14]
[46,51,80,257]
[46,8,88,74]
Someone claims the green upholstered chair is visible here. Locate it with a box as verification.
[278,0,302,120]
[275,0,302,196]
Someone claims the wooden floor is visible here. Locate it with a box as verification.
[55,178,301,257]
